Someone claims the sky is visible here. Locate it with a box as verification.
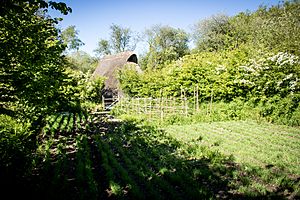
[50,0,281,56]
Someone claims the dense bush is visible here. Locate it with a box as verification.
[0,115,33,181]
[64,69,106,104]
[119,46,252,99]
[0,0,73,127]
[65,50,98,73]
[119,49,300,125]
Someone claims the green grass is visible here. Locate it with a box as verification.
[163,120,300,197]
[164,120,300,175]
[3,112,299,199]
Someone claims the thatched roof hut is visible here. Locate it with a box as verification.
[93,51,140,96]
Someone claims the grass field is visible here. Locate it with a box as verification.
[164,120,300,175]
[5,113,299,199]
[163,120,300,198]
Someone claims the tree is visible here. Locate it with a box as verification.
[61,25,84,52]
[110,24,133,53]
[141,25,189,69]
[0,0,73,127]
[248,1,300,55]
[94,24,137,57]
[192,1,300,55]
[192,14,232,52]
[94,39,111,58]
[66,51,98,73]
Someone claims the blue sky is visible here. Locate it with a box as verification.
[50,0,281,56]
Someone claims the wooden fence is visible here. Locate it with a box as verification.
[117,97,188,118]
[104,85,215,120]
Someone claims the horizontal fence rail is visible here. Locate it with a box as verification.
[102,85,215,121]
[110,97,214,121]
[118,97,188,118]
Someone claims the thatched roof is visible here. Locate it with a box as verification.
[93,51,140,92]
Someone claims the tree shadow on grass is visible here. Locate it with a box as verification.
[88,118,299,200]
[96,119,235,199]
[0,116,298,199]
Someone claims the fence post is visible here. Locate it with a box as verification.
[143,98,146,113]
[119,95,123,112]
[210,88,213,115]
[167,96,171,115]
[171,97,174,115]
[126,97,129,114]
[102,95,105,110]
[194,85,196,113]
[160,97,164,121]
[181,86,184,114]
[196,84,199,112]
[185,97,188,117]
[137,97,140,114]
[149,97,152,118]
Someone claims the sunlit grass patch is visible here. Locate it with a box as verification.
[164,120,300,196]
[164,120,300,174]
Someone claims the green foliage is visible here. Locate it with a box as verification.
[193,1,300,55]
[0,0,74,124]
[61,25,84,52]
[110,24,135,53]
[119,48,299,125]
[83,76,106,103]
[0,115,33,180]
[0,0,72,15]
[193,14,233,52]
[249,1,300,55]
[120,46,255,99]
[64,68,106,104]
[255,94,300,126]
[241,52,300,99]
[94,24,138,58]
[118,64,144,96]
[94,39,111,58]
[141,25,190,69]
[66,50,98,73]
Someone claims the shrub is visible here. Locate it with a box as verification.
[0,115,33,180]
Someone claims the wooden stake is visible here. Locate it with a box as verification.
[183,89,188,116]
[196,84,199,112]
[137,98,140,113]
[210,88,213,115]
[102,95,105,110]
[160,97,163,121]
[149,97,152,118]
[181,86,184,114]
[194,85,196,113]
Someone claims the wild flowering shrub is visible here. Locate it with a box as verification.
[240,52,300,98]
[238,52,300,125]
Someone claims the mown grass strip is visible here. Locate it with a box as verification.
[164,121,300,174]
